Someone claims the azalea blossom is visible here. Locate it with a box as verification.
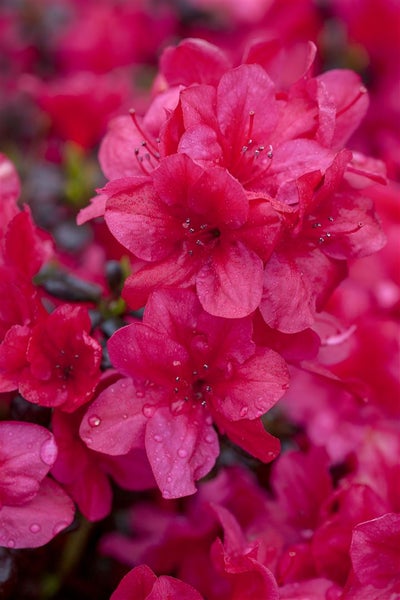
[80,289,288,498]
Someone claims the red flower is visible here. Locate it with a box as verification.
[15,305,102,412]
[104,153,282,318]
[80,289,288,498]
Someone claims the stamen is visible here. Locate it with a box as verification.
[129,109,159,153]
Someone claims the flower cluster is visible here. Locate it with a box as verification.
[0,0,399,598]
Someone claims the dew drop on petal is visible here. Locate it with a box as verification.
[40,438,58,466]
[136,390,145,398]
[172,360,181,367]
[166,476,172,483]
[88,416,101,427]
[53,521,69,536]
[29,523,41,534]
[153,434,162,443]
[240,406,248,417]
[177,448,188,458]
[142,404,155,418]
[163,489,172,498]
[122,414,128,420]
[205,434,214,444]
[205,415,213,425]
[7,539,15,548]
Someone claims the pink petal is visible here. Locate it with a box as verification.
[0,477,74,549]
[260,247,347,333]
[108,321,189,384]
[105,178,180,261]
[122,255,197,310]
[110,564,156,600]
[80,378,148,455]
[0,422,57,506]
[214,413,280,463]
[196,241,264,318]
[217,64,277,157]
[77,193,107,225]
[213,348,289,421]
[351,513,400,587]
[160,38,231,86]
[145,406,219,499]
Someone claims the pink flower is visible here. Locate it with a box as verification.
[80,289,288,498]
[104,153,282,318]
[111,564,204,600]
[0,305,102,412]
[0,421,74,548]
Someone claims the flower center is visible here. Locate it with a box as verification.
[170,363,212,414]
[181,217,221,257]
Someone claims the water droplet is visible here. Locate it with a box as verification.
[136,390,145,398]
[7,539,15,548]
[177,448,188,458]
[166,476,172,483]
[226,361,234,376]
[153,434,162,443]
[205,415,213,425]
[162,489,171,498]
[142,404,155,418]
[172,360,181,367]
[240,406,248,417]
[205,434,214,444]
[53,521,69,536]
[29,523,41,533]
[203,363,209,370]
[88,415,101,427]
[40,438,58,466]
[122,414,128,420]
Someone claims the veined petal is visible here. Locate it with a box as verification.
[196,241,264,318]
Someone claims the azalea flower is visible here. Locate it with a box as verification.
[80,289,288,498]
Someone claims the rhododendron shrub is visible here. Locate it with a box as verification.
[0,4,398,598]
